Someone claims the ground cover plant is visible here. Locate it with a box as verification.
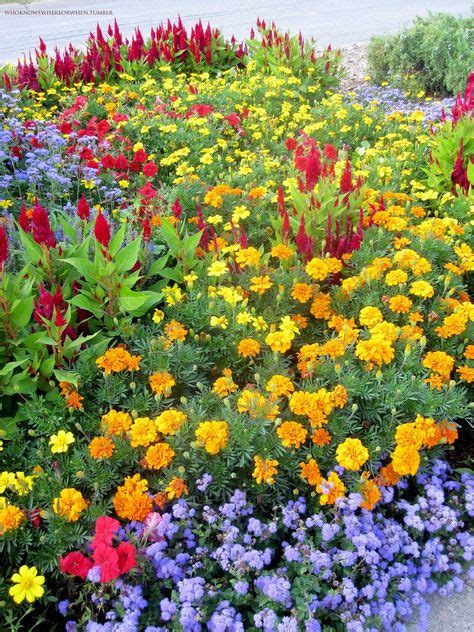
[0,18,473,631]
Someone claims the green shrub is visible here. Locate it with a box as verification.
[367,13,474,95]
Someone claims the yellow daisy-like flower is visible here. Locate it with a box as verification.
[335,437,369,470]
[49,430,75,454]
[9,566,45,604]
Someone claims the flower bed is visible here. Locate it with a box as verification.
[0,20,473,631]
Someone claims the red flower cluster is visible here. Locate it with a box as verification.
[60,516,136,582]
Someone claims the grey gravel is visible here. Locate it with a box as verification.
[408,584,474,632]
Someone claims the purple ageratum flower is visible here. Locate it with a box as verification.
[254,575,291,607]
[233,580,249,595]
[178,577,206,604]
[160,598,177,621]
[196,473,213,492]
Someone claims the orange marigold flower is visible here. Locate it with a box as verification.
[88,436,115,460]
[165,477,188,500]
[310,293,332,320]
[101,410,132,436]
[300,458,322,486]
[96,348,141,374]
[271,244,294,260]
[291,282,313,303]
[355,336,394,367]
[437,420,458,444]
[149,371,175,397]
[376,463,401,487]
[0,504,25,534]
[291,313,308,330]
[52,488,88,522]
[144,442,175,470]
[212,369,238,397]
[276,421,308,448]
[389,295,412,314]
[164,320,188,343]
[464,345,474,360]
[238,338,261,357]
[457,365,474,383]
[311,428,331,446]
[395,422,424,450]
[252,456,278,485]
[155,409,187,435]
[235,246,260,268]
[422,351,454,379]
[330,385,348,409]
[317,472,346,505]
[335,437,369,470]
[113,488,153,521]
[320,338,346,359]
[360,479,382,510]
[265,374,295,400]
[391,446,420,476]
[129,417,157,448]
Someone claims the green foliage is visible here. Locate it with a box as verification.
[367,13,474,95]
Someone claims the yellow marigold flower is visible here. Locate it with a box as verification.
[163,284,184,306]
[422,351,454,379]
[101,410,132,436]
[238,338,261,357]
[395,422,424,449]
[53,488,88,522]
[326,257,343,274]
[306,257,329,281]
[271,244,294,260]
[152,309,165,323]
[144,442,175,469]
[317,472,346,505]
[436,312,468,338]
[384,269,408,286]
[88,436,115,460]
[166,476,188,500]
[250,275,273,294]
[49,430,75,454]
[210,315,229,329]
[360,479,381,510]
[291,282,313,303]
[355,336,394,367]
[331,385,348,409]
[276,421,308,448]
[149,371,175,396]
[389,295,412,314]
[359,306,383,328]
[195,421,229,455]
[207,260,228,277]
[155,410,187,436]
[212,369,238,397]
[248,186,267,199]
[235,246,260,268]
[409,280,434,299]
[265,330,292,353]
[464,345,474,360]
[336,437,369,470]
[391,446,420,476]
[300,458,322,486]
[9,566,45,604]
[13,472,34,496]
[129,417,158,447]
[252,456,278,485]
[370,321,398,343]
[0,504,25,534]
[0,471,16,493]
[96,348,141,373]
[265,375,294,400]
[164,320,188,343]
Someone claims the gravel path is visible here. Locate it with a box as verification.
[339,43,369,93]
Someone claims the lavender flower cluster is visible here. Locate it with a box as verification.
[350,85,455,121]
[61,461,473,632]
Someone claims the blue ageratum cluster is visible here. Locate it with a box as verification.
[351,85,455,120]
[61,461,473,632]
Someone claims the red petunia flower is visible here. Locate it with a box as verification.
[93,543,121,583]
[116,542,136,575]
[91,516,120,549]
[60,551,93,580]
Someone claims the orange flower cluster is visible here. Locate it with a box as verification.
[96,347,141,374]
[113,474,153,521]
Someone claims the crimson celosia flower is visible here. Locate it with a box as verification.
[94,212,110,248]
[32,202,56,248]
[77,195,90,220]
[0,225,7,269]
